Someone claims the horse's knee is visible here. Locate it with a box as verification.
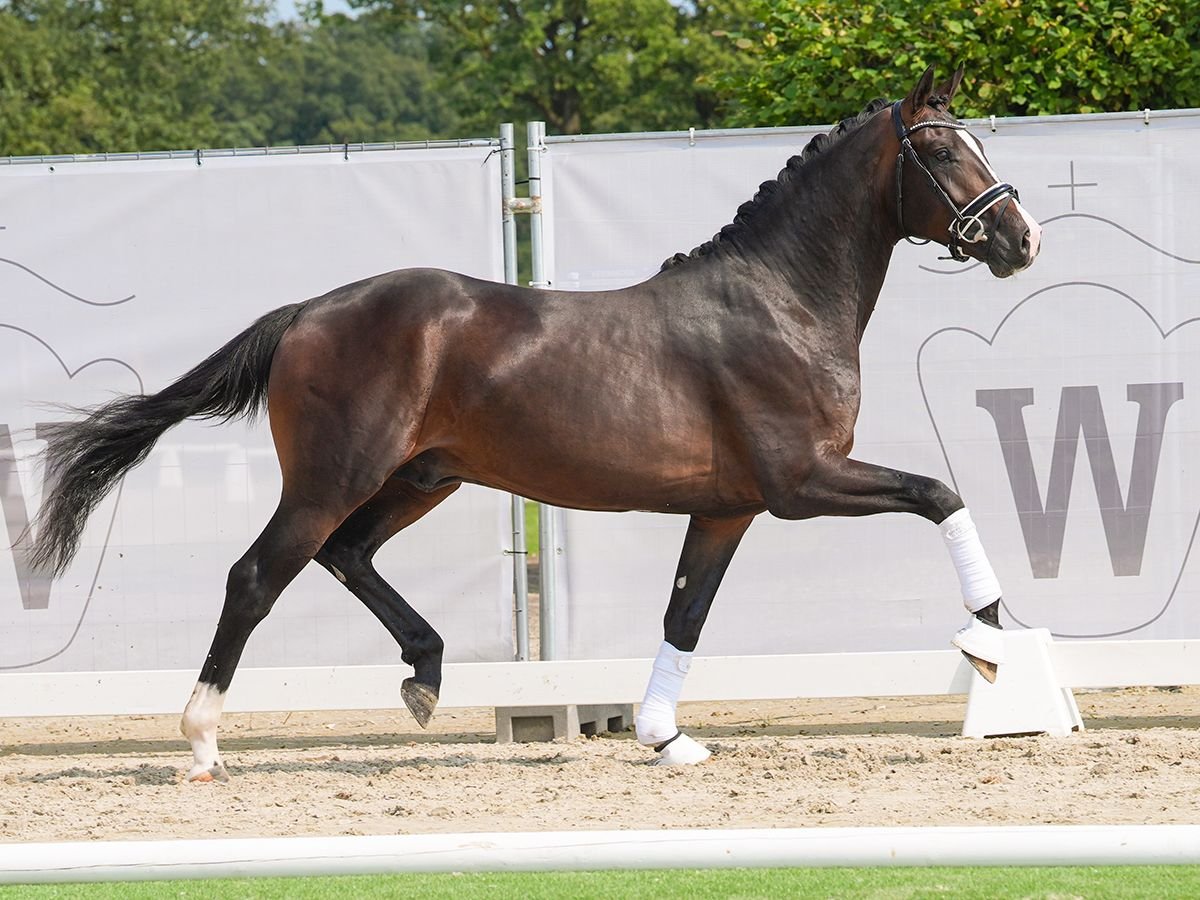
[907,476,963,523]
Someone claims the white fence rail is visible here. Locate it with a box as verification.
[1,639,1195,718]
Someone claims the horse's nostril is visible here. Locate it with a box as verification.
[1021,229,1031,253]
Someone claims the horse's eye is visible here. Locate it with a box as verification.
[935,148,952,163]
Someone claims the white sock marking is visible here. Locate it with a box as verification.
[181,682,226,778]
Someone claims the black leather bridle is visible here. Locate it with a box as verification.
[891,100,1018,262]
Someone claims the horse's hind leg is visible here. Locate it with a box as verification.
[314,479,460,728]
[638,513,755,766]
[179,494,360,781]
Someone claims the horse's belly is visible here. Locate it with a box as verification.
[422,426,757,515]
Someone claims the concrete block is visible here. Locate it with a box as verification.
[578,704,634,737]
[495,703,634,743]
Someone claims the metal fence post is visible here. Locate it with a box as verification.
[526,121,560,661]
[500,123,519,286]
[500,123,530,663]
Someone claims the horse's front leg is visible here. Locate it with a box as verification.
[771,454,1005,680]
[638,514,756,765]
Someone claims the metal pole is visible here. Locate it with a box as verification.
[500,124,530,662]
[511,500,530,664]
[526,121,550,288]
[537,504,557,660]
[527,121,558,660]
[499,123,519,286]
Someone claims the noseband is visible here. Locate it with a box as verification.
[891,100,1018,262]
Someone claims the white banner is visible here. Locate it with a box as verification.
[543,110,1200,658]
[0,145,514,673]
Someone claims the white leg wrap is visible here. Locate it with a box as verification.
[939,508,1002,612]
[636,641,692,747]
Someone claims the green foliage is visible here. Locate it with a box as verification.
[214,13,463,146]
[2,0,751,154]
[6,0,1197,156]
[0,0,278,155]
[0,0,455,155]
[720,0,1200,127]
[350,0,754,134]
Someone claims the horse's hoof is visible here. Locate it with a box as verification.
[401,678,439,728]
[653,732,711,766]
[962,651,998,684]
[186,762,229,784]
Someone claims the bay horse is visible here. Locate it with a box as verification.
[31,67,1040,780]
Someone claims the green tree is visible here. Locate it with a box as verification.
[0,0,278,155]
[0,2,458,154]
[720,0,1200,127]
[212,10,460,146]
[351,0,755,135]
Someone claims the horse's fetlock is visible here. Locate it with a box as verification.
[427,633,445,658]
[402,631,444,669]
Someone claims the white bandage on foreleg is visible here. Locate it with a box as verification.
[939,508,1002,612]
[636,641,692,746]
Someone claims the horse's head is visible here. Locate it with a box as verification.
[890,66,1041,277]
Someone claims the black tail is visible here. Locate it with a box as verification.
[31,302,306,576]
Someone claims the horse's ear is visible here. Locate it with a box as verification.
[936,64,966,107]
[904,66,936,120]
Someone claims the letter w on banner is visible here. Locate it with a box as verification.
[977,382,1183,579]
[921,283,1200,638]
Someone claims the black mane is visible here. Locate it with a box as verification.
[661,98,892,270]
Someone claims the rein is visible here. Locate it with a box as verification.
[891,100,1018,262]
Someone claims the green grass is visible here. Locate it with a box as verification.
[2,866,1198,899]
[524,498,539,558]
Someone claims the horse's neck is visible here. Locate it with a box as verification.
[739,132,896,339]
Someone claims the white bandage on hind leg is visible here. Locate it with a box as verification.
[636,641,692,747]
[939,508,1002,613]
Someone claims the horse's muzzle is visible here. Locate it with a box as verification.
[989,204,1042,277]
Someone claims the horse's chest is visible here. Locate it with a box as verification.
[731,353,862,458]
[779,352,861,424]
